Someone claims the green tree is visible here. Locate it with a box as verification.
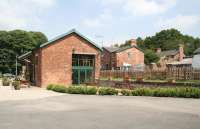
[30,31,48,48]
[0,30,48,74]
[144,50,160,64]
[140,28,200,56]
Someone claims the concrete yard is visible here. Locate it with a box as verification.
[0,86,200,129]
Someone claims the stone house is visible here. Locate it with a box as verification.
[155,44,185,70]
[18,29,102,87]
[101,39,144,71]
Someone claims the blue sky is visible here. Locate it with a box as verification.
[0,0,200,46]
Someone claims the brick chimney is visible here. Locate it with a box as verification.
[179,44,184,61]
[130,39,137,46]
[156,48,161,53]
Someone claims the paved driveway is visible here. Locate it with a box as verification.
[0,87,200,129]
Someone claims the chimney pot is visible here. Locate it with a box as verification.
[130,39,137,46]
[157,48,161,53]
[179,44,184,61]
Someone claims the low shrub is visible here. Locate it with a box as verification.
[84,86,97,95]
[12,80,20,90]
[67,86,85,94]
[2,77,10,86]
[128,87,200,98]
[98,87,118,95]
[131,88,154,96]
[121,89,131,96]
[46,84,55,90]
[50,84,67,93]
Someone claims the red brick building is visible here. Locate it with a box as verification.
[19,29,102,87]
[155,44,185,70]
[101,39,144,70]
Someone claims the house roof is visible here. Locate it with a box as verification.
[103,47,120,53]
[18,29,102,60]
[40,29,102,51]
[103,45,143,53]
[194,48,200,54]
[157,49,179,57]
[167,58,193,65]
[18,51,32,60]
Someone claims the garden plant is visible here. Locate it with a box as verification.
[47,84,200,98]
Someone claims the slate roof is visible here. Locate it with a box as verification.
[194,48,200,54]
[103,47,120,53]
[19,29,102,60]
[40,29,102,51]
[103,45,143,53]
[157,49,179,57]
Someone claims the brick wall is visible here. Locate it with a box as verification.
[116,47,144,68]
[101,49,111,69]
[37,33,101,87]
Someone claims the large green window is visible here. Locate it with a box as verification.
[72,54,95,84]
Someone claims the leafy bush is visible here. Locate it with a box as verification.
[131,88,154,96]
[46,84,55,90]
[84,87,97,95]
[50,84,67,93]
[12,80,20,90]
[121,89,131,96]
[67,86,98,95]
[67,86,85,94]
[98,87,118,95]
[2,77,10,86]
[129,87,200,98]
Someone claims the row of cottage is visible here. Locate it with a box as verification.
[18,29,200,87]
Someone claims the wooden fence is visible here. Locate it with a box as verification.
[100,68,200,80]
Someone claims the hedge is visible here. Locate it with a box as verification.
[47,84,97,95]
[98,87,118,95]
[129,87,200,98]
[47,84,67,93]
[46,84,200,98]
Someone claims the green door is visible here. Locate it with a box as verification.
[72,67,93,85]
[72,69,79,84]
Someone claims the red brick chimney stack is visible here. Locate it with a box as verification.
[179,44,184,61]
[130,39,137,46]
[156,48,161,53]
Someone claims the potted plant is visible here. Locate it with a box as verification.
[2,77,10,86]
[12,80,20,90]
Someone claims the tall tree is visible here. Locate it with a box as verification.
[144,50,160,64]
[0,30,48,74]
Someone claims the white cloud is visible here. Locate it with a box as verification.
[156,15,200,32]
[124,0,176,16]
[98,0,176,16]
[82,10,113,28]
[0,0,56,30]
